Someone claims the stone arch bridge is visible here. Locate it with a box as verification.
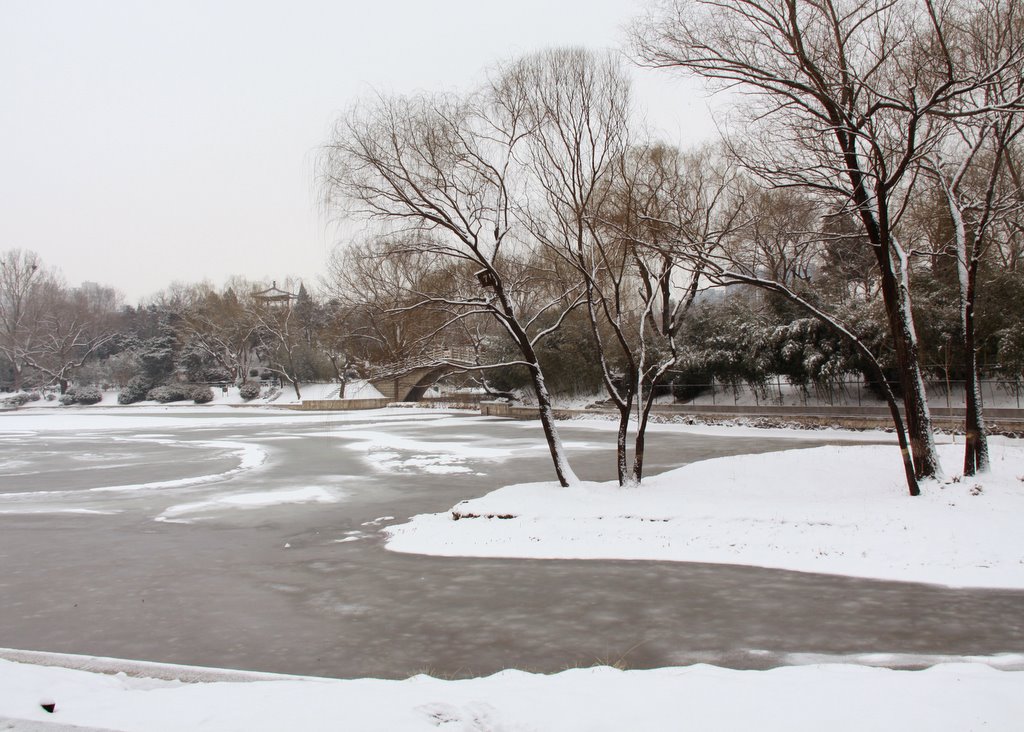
[367,347,477,402]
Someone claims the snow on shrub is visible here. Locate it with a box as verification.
[118,376,151,405]
[73,386,103,405]
[2,393,31,407]
[144,384,214,404]
[27,391,42,402]
[238,381,261,401]
[190,385,214,404]
[59,386,103,405]
[146,384,194,403]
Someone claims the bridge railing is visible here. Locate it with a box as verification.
[366,346,477,380]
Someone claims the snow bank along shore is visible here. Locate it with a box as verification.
[387,442,1024,589]
[2,656,1023,732]
[3,410,1022,729]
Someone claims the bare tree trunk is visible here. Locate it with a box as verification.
[871,232,941,481]
[864,361,920,497]
[632,386,659,484]
[528,362,578,487]
[615,405,630,487]
[962,258,989,474]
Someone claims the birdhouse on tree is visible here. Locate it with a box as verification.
[475,268,497,289]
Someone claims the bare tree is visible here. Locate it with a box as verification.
[22,281,119,393]
[175,284,260,385]
[504,48,658,485]
[245,280,314,400]
[0,249,51,391]
[920,0,1024,474]
[595,143,742,483]
[320,86,582,486]
[324,236,454,367]
[633,0,1024,480]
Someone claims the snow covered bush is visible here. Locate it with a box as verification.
[27,391,42,402]
[143,384,213,404]
[238,381,261,401]
[190,385,214,404]
[118,376,151,405]
[147,384,193,403]
[2,393,31,407]
[203,366,232,383]
[60,386,103,405]
[74,386,103,405]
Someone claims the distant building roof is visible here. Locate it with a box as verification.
[253,281,297,304]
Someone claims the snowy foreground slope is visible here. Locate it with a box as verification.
[2,658,1023,732]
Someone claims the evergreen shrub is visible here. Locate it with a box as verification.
[118,376,151,404]
[60,386,103,405]
[191,385,214,404]
[147,384,193,403]
[238,381,261,401]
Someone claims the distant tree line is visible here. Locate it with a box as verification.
[10,239,1021,414]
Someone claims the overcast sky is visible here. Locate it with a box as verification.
[1,0,718,304]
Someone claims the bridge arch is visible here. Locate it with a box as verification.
[366,347,476,402]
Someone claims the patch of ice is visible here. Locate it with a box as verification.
[361,516,395,527]
[158,486,344,519]
[0,508,119,516]
[344,431,514,460]
[0,440,268,499]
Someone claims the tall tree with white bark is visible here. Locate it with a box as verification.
[919,0,1024,474]
[632,0,1024,480]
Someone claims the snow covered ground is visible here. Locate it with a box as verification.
[386,441,1024,589]
[2,656,1022,732]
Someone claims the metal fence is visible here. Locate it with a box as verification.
[672,377,1023,409]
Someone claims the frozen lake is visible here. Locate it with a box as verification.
[1,408,1023,678]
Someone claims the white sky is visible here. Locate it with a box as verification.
[1,0,718,304]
